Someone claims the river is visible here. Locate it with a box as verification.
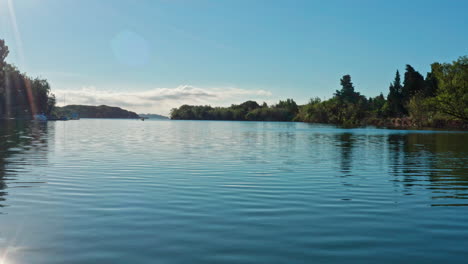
[1,119,467,263]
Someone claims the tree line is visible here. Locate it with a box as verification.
[56,105,139,119]
[171,56,467,128]
[171,99,299,121]
[0,40,56,119]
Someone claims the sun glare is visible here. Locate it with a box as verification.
[6,0,25,66]
[0,252,12,264]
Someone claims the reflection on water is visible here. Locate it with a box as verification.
[0,120,467,263]
[387,133,468,206]
[337,133,354,175]
[0,120,49,208]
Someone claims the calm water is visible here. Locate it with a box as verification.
[0,119,467,263]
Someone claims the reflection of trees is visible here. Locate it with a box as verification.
[387,134,404,176]
[337,133,354,175]
[387,134,421,191]
[0,120,49,208]
[387,132,468,205]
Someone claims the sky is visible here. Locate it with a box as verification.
[0,0,467,115]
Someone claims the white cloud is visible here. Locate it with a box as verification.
[53,85,273,116]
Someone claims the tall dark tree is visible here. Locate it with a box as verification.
[423,72,438,98]
[387,70,405,116]
[335,74,355,102]
[402,65,425,101]
[335,75,360,103]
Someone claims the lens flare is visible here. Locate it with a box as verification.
[6,0,25,66]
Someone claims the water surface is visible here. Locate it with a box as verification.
[1,119,467,263]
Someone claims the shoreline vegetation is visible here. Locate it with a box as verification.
[55,105,139,119]
[1,40,56,120]
[1,39,466,129]
[170,56,467,130]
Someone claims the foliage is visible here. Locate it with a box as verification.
[402,65,426,102]
[368,93,386,117]
[246,107,293,121]
[171,99,299,122]
[335,75,362,104]
[0,40,8,89]
[275,99,299,115]
[430,56,468,122]
[171,58,467,129]
[387,70,405,116]
[408,94,434,127]
[0,39,56,119]
[423,72,438,98]
[298,97,337,124]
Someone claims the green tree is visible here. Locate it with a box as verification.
[246,107,292,121]
[368,93,386,117]
[431,56,468,122]
[402,65,425,102]
[408,94,434,127]
[332,75,367,125]
[387,70,405,116]
[335,75,361,104]
[300,97,331,123]
[275,99,299,114]
[423,72,438,98]
[31,78,54,114]
[238,100,260,111]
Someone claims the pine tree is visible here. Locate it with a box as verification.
[387,70,405,116]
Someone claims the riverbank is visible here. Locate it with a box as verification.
[365,117,468,130]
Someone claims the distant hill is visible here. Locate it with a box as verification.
[56,105,140,119]
[138,113,169,120]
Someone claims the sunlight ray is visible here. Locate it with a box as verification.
[6,0,25,67]
[24,78,37,116]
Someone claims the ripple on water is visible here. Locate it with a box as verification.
[0,119,467,263]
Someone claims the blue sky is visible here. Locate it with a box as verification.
[1,0,467,114]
